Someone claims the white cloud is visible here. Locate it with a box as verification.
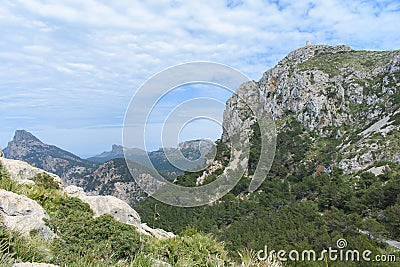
[1,0,400,155]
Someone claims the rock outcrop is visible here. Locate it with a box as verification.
[0,157,62,187]
[0,158,62,186]
[64,185,175,239]
[0,189,54,239]
[222,44,400,173]
[0,155,174,240]
[64,185,141,225]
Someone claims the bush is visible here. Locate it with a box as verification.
[32,173,60,190]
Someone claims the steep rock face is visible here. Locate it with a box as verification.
[0,189,54,239]
[222,44,400,173]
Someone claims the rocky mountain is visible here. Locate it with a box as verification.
[87,144,126,163]
[3,130,97,182]
[88,140,214,172]
[3,131,215,206]
[76,158,149,206]
[135,44,400,265]
[2,132,152,205]
[223,44,400,173]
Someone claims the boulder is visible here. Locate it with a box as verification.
[138,223,176,239]
[0,189,54,239]
[367,165,388,176]
[64,185,141,225]
[0,157,62,187]
[64,185,175,239]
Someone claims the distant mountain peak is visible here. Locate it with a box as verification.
[89,144,125,161]
[13,130,42,143]
[111,144,124,154]
[4,130,93,179]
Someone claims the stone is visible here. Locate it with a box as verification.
[0,149,4,158]
[138,223,176,239]
[0,189,55,240]
[64,185,175,239]
[64,185,141,225]
[0,157,62,187]
[367,165,388,176]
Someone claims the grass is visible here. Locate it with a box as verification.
[298,50,397,78]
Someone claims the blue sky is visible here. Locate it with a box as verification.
[1,0,400,158]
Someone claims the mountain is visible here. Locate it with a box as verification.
[87,144,126,163]
[2,44,400,266]
[135,44,400,265]
[223,44,400,172]
[2,131,151,205]
[3,130,215,206]
[88,139,215,172]
[3,130,96,181]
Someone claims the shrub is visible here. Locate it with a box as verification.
[32,173,60,190]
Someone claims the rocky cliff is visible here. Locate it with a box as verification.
[222,44,400,173]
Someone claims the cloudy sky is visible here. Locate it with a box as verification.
[1,0,399,157]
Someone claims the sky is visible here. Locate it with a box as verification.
[0,0,400,158]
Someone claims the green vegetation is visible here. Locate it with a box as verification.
[0,164,232,266]
[298,50,396,77]
[0,226,51,264]
[176,140,231,187]
[136,117,400,266]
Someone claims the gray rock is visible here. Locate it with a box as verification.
[0,157,62,187]
[0,189,54,240]
[152,259,172,267]
[64,185,175,239]
[0,149,4,158]
[138,223,176,239]
[64,185,141,225]
[367,166,388,176]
